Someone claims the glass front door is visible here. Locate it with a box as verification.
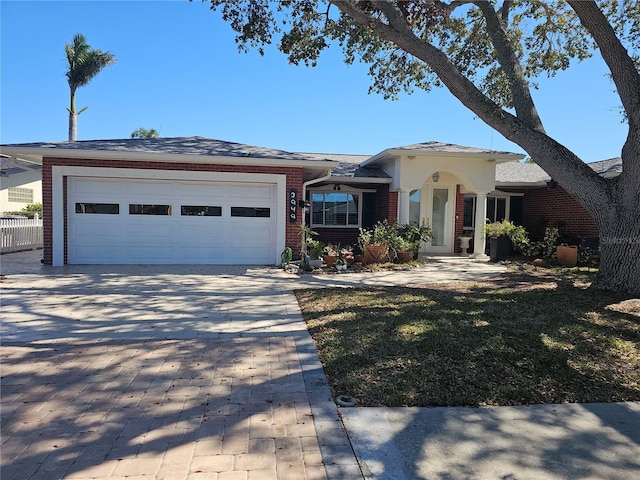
[421,185,454,254]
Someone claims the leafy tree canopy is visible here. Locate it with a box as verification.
[202,1,637,105]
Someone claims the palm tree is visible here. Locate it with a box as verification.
[65,34,116,141]
[131,128,160,139]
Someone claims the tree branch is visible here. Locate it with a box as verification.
[474,1,545,133]
[329,0,607,210]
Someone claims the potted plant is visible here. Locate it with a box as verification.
[557,244,578,267]
[305,237,324,269]
[395,237,416,262]
[335,248,348,271]
[323,244,339,266]
[358,224,389,264]
[396,222,432,261]
[484,220,514,262]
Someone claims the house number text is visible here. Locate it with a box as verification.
[289,188,297,223]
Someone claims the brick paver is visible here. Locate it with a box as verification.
[1,336,356,479]
[0,256,363,479]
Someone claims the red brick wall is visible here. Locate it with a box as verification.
[315,228,360,250]
[42,157,303,265]
[375,185,397,224]
[41,163,53,265]
[503,186,599,241]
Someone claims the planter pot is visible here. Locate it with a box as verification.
[397,251,414,262]
[323,254,337,266]
[363,244,389,264]
[306,257,323,269]
[458,236,472,257]
[489,236,510,262]
[557,245,578,267]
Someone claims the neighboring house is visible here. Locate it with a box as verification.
[0,156,43,214]
[0,137,617,266]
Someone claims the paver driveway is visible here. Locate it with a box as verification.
[1,259,362,480]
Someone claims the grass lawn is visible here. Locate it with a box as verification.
[295,266,640,407]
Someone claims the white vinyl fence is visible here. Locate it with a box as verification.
[1,215,43,254]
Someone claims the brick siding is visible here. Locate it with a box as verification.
[503,186,599,241]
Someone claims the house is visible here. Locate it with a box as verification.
[0,156,43,214]
[0,137,616,266]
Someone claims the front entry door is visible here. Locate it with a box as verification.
[421,185,455,254]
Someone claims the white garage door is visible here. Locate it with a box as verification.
[68,177,277,264]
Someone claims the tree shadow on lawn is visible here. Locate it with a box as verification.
[296,278,640,408]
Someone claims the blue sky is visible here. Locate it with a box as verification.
[0,0,629,162]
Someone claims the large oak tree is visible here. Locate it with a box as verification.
[198,0,639,294]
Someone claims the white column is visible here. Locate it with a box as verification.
[398,190,411,225]
[52,166,64,266]
[471,192,489,260]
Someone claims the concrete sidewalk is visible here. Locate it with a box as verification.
[341,403,640,480]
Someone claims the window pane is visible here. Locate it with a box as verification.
[463,196,475,228]
[325,193,348,226]
[496,198,507,222]
[311,193,324,225]
[510,197,524,225]
[486,198,496,223]
[181,205,222,216]
[347,194,358,225]
[129,204,172,215]
[76,203,119,214]
[231,207,270,218]
[409,189,421,225]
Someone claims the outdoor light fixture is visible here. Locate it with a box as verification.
[333,184,342,191]
[546,179,558,190]
[432,171,440,183]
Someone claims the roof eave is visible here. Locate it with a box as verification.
[495,181,548,188]
[0,146,339,169]
[361,148,524,167]
[327,176,392,184]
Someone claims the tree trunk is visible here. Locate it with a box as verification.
[68,111,77,142]
[592,204,640,295]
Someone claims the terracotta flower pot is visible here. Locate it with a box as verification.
[557,245,578,267]
[323,254,337,266]
[397,251,414,262]
[363,244,388,264]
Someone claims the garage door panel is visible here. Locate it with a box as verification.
[68,177,277,265]
[71,179,125,196]
[72,246,124,264]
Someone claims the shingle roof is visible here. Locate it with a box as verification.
[0,155,42,176]
[496,157,622,185]
[294,152,390,178]
[588,157,622,176]
[1,137,337,164]
[389,141,519,156]
[495,161,549,184]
